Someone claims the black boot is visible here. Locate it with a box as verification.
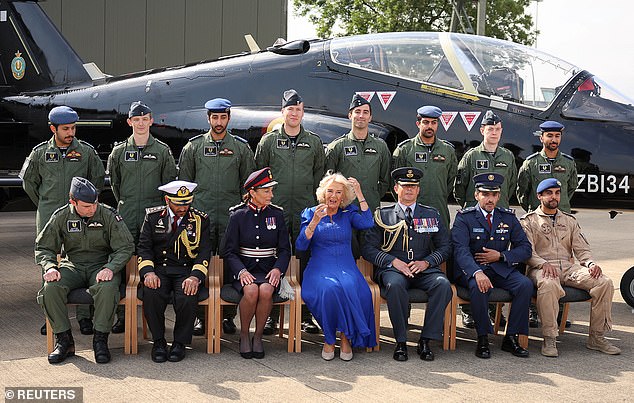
[48,330,75,364]
[111,315,125,334]
[93,331,111,364]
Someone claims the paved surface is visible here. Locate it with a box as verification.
[1,208,633,402]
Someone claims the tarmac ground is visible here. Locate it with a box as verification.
[1,207,633,402]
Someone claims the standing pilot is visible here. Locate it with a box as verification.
[363,167,452,362]
[106,101,177,333]
[137,180,212,363]
[178,98,255,336]
[36,177,134,364]
[21,105,105,336]
[392,105,457,229]
[451,173,533,359]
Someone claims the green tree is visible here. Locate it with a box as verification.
[293,0,536,45]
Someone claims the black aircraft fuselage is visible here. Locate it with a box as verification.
[1,0,634,208]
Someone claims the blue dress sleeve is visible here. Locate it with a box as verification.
[295,207,316,252]
[349,204,374,230]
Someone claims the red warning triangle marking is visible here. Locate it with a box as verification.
[440,112,458,131]
[376,91,396,110]
[355,91,375,102]
[459,111,481,131]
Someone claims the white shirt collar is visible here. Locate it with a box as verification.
[477,204,494,219]
[398,202,416,216]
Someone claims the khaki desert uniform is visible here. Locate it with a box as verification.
[520,206,613,338]
[517,150,578,213]
[178,131,255,252]
[454,143,517,209]
[325,131,390,212]
[392,136,457,228]
[20,137,105,235]
[107,134,177,243]
[36,204,134,334]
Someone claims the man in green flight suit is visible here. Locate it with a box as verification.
[517,120,578,213]
[392,105,458,229]
[36,177,134,364]
[454,110,517,210]
[255,89,325,334]
[453,110,517,328]
[178,98,255,335]
[20,105,105,336]
[325,94,390,257]
[106,101,177,333]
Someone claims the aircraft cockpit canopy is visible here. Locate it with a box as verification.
[330,32,584,110]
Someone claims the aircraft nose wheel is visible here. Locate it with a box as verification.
[620,266,634,309]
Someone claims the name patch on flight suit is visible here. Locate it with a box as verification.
[125,151,139,161]
[344,145,357,156]
[494,161,508,168]
[553,165,566,172]
[415,152,427,163]
[142,153,157,160]
[67,220,82,232]
[364,148,377,154]
[538,163,551,174]
[204,145,218,156]
[296,142,311,148]
[45,152,59,163]
[65,150,82,162]
[476,160,488,169]
[219,148,234,156]
[432,154,446,162]
[276,139,290,149]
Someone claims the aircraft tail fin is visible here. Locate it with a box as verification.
[0,0,91,93]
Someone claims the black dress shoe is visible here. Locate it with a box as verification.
[501,334,529,357]
[223,318,237,335]
[417,338,434,361]
[48,330,75,364]
[461,311,475,328]
[41,322,47,336]
[151,338,168,363]
[301,318,319,334]
[111,317,125,334]
[393,342,408,361]
[263,317,278,336]
[475,335,491,359]
[78,318,94,335]
[168,342,186,362]
[93,331,111,364]
[192,317,205,336]
[529,305,539,328]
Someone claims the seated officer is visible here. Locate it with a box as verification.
[36,177,134,364]
[520,178,620,357]
[451,173,532,359]
[363,167,452,362]
[137,180,212,363]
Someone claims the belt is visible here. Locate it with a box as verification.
[239,247,276,258]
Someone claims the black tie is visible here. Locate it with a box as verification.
[406,207,413,226]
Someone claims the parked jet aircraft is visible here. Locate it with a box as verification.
[1,0,633,210]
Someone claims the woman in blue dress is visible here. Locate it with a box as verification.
[296,172,376,361]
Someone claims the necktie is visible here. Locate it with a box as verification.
[406,207,413,226]
[486,212,492,230]
[172,216,179,233]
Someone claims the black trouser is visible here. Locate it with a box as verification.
[143,271,199,344]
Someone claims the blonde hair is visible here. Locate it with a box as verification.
[315,171,356,208]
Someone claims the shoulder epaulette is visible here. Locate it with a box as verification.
[526,152,539,160]
[187,133,205,142]
[560,210,576,218]
[418,203,440,214]
[229,202,246,213]
[397,138,412,148]
[32,141,48,151]
[145,205,167,215]
[101,203,117,213]
[191,207,208,219]
[231,134,248,144]
[78,139,96,149]
[520,210,536,220]
[439,139,455,149]
[154,138,170,148]
[458,206,477,214]
[51,204,70,216]
[269,203,284,211]
[561,152,574,161]
[498,207,515,214]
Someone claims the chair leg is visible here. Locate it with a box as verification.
[129,304,139,355]
[450,298,458,350]
[278,304,285,339]
[559,303,570,335]
[205,304,213,354]
[493,303,503,335]
[122,301,130,355]
[213,305,223,354]
[46,319,54,354]
[293,300,301,353]
[442,298,452,351]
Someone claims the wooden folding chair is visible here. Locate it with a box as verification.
[210,255,300,353]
